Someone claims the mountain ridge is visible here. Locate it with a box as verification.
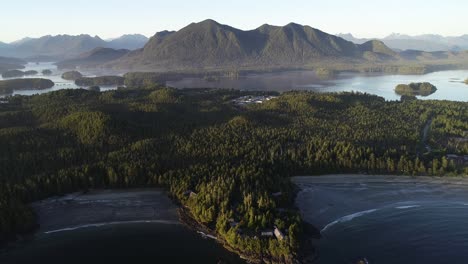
[0,34,149,60]
[109,19,393,71]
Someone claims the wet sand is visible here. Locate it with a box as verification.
[293,175,468,231]
[32,189,180,233]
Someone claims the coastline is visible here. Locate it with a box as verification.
[177,206,292,264]
[25,189,287,263]
[31,188,179,234]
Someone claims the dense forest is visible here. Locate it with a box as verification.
[395,82,437,96]
[0,84,466,262]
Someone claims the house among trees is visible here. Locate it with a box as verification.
[228,218,239,228]
[272,192,283,197]
[274,227,285,241]
[261,230,274,237]
[446,154,468,165]
[184,190,198,198]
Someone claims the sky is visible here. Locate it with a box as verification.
[1,0,466,42]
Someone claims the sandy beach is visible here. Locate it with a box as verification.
[32,189,180,233]
[293,175,468,231]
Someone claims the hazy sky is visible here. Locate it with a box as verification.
[1,0,466,42]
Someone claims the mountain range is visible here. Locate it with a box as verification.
[338,33,468,52]
[106,19,409,72]
[0,34,148,60]
[2,20,467,73]
[102,20,467,72]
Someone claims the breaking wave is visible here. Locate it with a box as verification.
[395,205,421,209]
[44,220,180,234]
[321,209,378,232]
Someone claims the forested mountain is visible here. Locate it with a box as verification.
[56,47,130,69]
[109,19,398,71]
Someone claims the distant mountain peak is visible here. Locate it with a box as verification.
[199,19,221,25]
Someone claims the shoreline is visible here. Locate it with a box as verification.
[26,189,280,263]
[177,206,284,264]
[31,188,179,234]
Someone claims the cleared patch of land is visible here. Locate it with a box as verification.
[293,175,468,230]
[32,189,179,233]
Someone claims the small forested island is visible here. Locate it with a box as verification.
[42,69,52,75]
[0,78,54,94]
[75,76,125,86]
[315,68,337,79]
[395,82,437,96]
[24,70,38,76]
[61,70,83,80]
[0,82,466,263]
[2,69,25,78]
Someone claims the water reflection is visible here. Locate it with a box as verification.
[168,70,468,101]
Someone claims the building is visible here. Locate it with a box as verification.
[261,230,274,237]
[274,227,285,241]
[232,95,277,106]
[272,192,283,197]
[228,218,239,228]
[446,154,468,165]
[184,190,198,199]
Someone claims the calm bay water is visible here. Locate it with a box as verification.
[168,70,468,101]
[318,203,468,264]
[0,62,119,96]
[0,223,244,264]
[294,176,468,264]
[2,64,467,101]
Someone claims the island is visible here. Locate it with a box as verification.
[42,69,53,75]
[61,70,83,80]
[2,70,25,78]
[315,68,337,79]
[75,76,125,86]
[24,70,38,76]
[465,78,468,85]
[395,82,437,96]
[0,78,55,94]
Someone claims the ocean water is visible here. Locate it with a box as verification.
[167,70,468,101]
[0,62,119,96]
[317,202,468,264]
[0,223,245,264]
[3,64,467,101]
[294,176,468,264]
